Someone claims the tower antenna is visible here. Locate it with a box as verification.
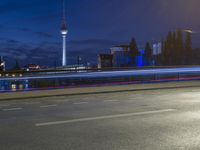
[62,0,66,21]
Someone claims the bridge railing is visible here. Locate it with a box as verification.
[0,67,200,92]
[1,65,200,78]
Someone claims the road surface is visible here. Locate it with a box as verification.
[0,87,200,150]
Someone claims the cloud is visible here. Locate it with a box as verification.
[0,38,57,68]
[35,32,54,38]
[0,24,55,39]
[0,36,125,69]
[69,39,120,45]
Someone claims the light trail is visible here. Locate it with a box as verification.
[1,67,200,81]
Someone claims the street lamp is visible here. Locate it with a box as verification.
[77,56,82,67]
[183,29,199,34]
[183,30,193,33]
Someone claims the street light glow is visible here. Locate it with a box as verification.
[184,29,193,33]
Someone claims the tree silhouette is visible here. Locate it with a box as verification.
[129,38,139,66]
[162,29,185,66]
[13,59,21,71]
[144,42,152,65]
[185,32,192,64]
[162,37,171,66]
[176,29,183,65]
[171,32,177,64]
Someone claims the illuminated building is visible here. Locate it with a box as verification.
[26,64,40,71]
[111,45,130,67]
[110,45,144,67]
[153,42,162,55]
[152,42,162,65]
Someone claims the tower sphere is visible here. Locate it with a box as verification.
[61,21,68,35]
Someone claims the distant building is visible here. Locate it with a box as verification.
[0,57,5,71]
[110,45,145,67]
[152,42,162,65]
[111,45,130,54]
[135,50,145,67]
[153,42,162,55]
[26,64,40,71]
[111,45,130,67]
[98,54,113,69]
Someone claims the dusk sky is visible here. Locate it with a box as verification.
[0,0,200,68]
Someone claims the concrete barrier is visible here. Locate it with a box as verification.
[0,80,200,101]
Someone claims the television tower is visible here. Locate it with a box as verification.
[61,0,68,67]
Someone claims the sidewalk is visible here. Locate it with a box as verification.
[0,80,200,101]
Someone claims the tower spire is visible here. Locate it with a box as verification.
[62,0,66,20]
[61,0,67,32]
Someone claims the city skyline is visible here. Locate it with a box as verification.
[0,0,200,68]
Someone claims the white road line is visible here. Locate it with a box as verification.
[3,108,22,111]
[73,102,88,105]
[40,105,57,108]
[24,102,40,105]
[35,109,176,127]
[104,100,119,102]
[0,104,10,107]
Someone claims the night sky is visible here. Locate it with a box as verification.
[0,0,200,68]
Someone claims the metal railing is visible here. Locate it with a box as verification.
[1,65,200,77]
[0,66,200,92]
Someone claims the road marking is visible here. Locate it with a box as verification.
[36,109,176,127]
[3,108,22,111]
[24,102,40,105]
[104,100,119,102]
[73,102,88,105]
[40,105,57,108]
[0,104,10,107]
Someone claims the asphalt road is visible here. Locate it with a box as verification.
[1,87,200,150]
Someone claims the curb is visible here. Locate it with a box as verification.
[0,81,200,101]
